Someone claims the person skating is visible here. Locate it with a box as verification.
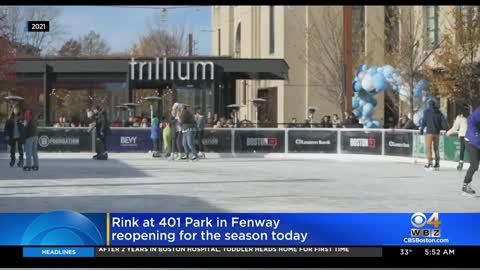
[4,106,24,168]
[163,120,172,158]
[23,110,39,171]
[195,110,206,159]
[150,116,161,158]
[178,104,198,161]
[420,100,449,170]
[93,105,111,160]
[446,107,469,170]
[461,107,480,196]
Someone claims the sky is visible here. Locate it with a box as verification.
[54,6,212,55]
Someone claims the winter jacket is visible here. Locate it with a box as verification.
[446,115,468,137]
[150,124,159,140]
[465,107,480,149]
[24,120,38,139]
[196,115,206,130]
[4,116,25,143]
[179,109,195,130]
[420,107,448,135]
[95,111,111,138]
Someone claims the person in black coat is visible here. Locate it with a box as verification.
[93,105,111,160]
[3,106,25,167]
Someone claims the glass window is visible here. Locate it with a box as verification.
[425,6,439,49]
[50,75,127,127]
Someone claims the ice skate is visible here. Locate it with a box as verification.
[17,159,23,168]
[168,153,176,161]
[424,162,434,171]
[23,166,31,171]
[457,161,464,171]
[433,161,440,171]
[31,166,39,171]
[9,159,15,167]
[462,183,476,197]
[198,152,206,159]
[191,154,198,161]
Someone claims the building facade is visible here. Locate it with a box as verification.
[212,5,479,127]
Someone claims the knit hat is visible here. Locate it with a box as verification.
[24,110,33,121]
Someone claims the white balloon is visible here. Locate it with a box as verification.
[358,71,367,81]
[361,73,375,91]
[399,85,409,102]
[413,111,422,126]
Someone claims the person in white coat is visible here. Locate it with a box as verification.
[446,107,470,170]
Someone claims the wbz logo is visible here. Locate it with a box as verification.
[410,212,441,237]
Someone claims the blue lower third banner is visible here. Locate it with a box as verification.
[23,247,94,257]
[1,211,480,246]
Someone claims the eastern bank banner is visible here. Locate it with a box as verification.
[200,129,231,153]
[340,130,382,155]
[234,130,285,153]
[107,129,153,152]
[37,128,92,152]
[2,211,480,246]
[288,130,337,153]
[384,131,413,157]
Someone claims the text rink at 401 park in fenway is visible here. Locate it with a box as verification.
[0,211,480,267]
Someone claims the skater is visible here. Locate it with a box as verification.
[163,119,172,157]
[461,106,480,196]
[195,110,206,159]
[168,103,183,161]
[93,105,111,160]
[23,110,39,171]
[420,100,449,170]
[150,116,161,157]
[4,106,24,168]
[179,104,198,161]
[446,107,469,170]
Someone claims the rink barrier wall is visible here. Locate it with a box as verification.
[0,127,465,162]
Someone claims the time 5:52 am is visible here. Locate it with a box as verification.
[424,248,455,256]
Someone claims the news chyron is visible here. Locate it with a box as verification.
[405,212,449,244]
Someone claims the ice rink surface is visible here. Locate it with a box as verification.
[0,152,479,213]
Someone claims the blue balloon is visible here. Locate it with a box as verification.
[371,120,381,128]
[353,109,362,117]
[354,81,363,92]
[373,73,386,91]
[369,67,378,75]
[383,65,394,76]
[352,96,361,108]
[362,103,374,118]
[365,121,373,128]
[361,64,368,72]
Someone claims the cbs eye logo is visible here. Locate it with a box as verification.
[21,210,104,246]
[410,212,441,237]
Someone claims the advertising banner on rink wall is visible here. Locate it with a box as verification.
[37,128,92,152]
[384,131,413,157]
[413,133,445,160]
[340,130,382,155]
[234,129,285,153]
[288,130,337,153]
[200,129,232,153]
[107,128,152,152]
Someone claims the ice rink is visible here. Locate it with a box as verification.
[0,152,479,213]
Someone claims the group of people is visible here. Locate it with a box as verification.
[149,103,206,161]
[289,113,361,128]
[3,106,39,171]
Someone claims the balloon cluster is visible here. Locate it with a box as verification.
[352,64,438,129]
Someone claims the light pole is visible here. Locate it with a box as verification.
[123,102,139,119]
[250,98,266,128]
[308,107,317,128]
[227,104,241,128]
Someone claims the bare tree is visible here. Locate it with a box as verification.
[386,6,442,116]
[80,31,111,56]
[58,38,81,57]
[0,6,64,55]
[302,7,345,114]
